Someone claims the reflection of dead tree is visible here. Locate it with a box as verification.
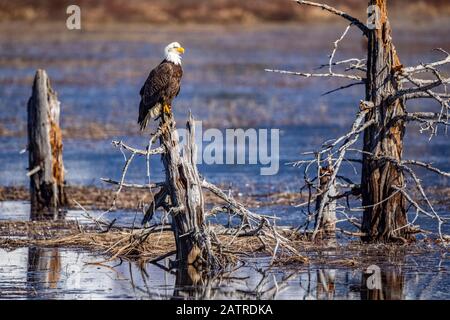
[172,262,297,300]
[102,112,306,271]
[361,251,405,300]
[267,0,449,243]
[27,247,61,293]
[316,269,336,300]
[124,260,297,300]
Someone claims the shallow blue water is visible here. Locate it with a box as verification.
[0,23,449,236]
[0,246,448,300]
[0,24,449,191]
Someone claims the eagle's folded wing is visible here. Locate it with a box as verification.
[138,63,174,130]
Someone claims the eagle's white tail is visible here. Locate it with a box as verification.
[139,103,162,131]
[150,103,162,119]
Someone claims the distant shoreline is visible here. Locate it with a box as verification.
[0,0,449,25]
[1,17,449,34]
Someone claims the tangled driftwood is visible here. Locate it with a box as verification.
[90,112,307,271]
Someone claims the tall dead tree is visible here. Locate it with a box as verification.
[361,0,409,242]
[268,1,449,243]
[27,69,66,220]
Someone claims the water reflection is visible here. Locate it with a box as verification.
[0,247,448,299]
[30,209,66,222]
[361,264,404,300]
[316,269,336,300]
[173,266,205,300]
[171,262,298,300]
[27,247,61,296]
[359,252,405,300]
[0,205,447,299]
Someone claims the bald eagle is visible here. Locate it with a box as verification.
[138,42,184,130]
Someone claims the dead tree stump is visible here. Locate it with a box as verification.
[159,113,217,269]
[315,166,337,243]
[27,69,67,220]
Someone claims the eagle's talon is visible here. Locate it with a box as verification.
[163,104,172,114]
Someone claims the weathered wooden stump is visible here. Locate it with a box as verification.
[27,69,67,220]
[158,113,217,269]
[315,166,337,243]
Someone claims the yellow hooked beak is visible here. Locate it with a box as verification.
[176,47,185,54]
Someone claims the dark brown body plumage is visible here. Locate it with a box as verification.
[138,60,183,130]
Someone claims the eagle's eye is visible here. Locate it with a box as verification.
[172,45,185,54]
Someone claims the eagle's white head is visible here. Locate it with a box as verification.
[164,42,185,65]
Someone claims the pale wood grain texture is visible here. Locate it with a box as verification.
[27,69,66,220]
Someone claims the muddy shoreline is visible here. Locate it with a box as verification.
[2,185,448,211]
[0,185,307,211]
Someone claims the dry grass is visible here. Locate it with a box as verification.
[0,121,137,141]
[0,219,85,239]
[0,124,15,137]
[1,219,442,271]
[0,219,309,265]
[0,185,150,210]
[0,221,176,261]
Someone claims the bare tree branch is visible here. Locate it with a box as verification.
[112,140,164,156]
[402,48,450,74]
[293,0,369,35]
[265,68,364,82]
[402,160,450,178]
[100,178,165,189]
